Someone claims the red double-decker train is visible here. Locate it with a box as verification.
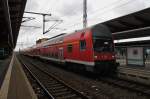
[23,24,118,75]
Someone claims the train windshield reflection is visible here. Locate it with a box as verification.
[93,37,113,52]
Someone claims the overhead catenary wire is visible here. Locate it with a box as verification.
[57,0,126,27]
[21,0,145,48]
[88,0,140,19]
[61,0,141,31]
[23,0,133,34]
[44,21,61,34]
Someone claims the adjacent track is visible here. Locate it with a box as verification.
[19,56,89,99]
[19,55,150,99]
[99,77,150,96]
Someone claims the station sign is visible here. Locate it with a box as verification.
[127,47,144,66]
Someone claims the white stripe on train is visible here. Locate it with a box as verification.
[38,56,94,66]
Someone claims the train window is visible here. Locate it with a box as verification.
[67,44,72,52]
[93,38,113,52]
[80,40,86,50]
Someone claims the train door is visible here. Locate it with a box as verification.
[59,48,64,61]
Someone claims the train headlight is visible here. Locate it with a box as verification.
[112,55,115,58]
[94,56,97,59]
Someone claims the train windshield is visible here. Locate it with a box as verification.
[91,24,113,52]
[93,37,113,52]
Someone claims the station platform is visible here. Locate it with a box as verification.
[0,57,12,88]
[117,59,150,85]
[0,54,37,99]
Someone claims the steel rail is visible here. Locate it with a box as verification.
[99,77,150,96]
[19,56,89,99]
[19,58,55,99]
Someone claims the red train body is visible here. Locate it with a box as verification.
[24,24,118,75]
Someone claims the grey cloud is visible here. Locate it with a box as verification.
[25,0,39,11]
[56,0,94,17]
[57,0,83,16]
[114,0,146,16]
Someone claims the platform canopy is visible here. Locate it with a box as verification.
[0,0,27,49]
[101,8,150,40]
[115,40,150,47]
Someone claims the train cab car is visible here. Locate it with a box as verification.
[91,24,117,74]
[63,24,117,74]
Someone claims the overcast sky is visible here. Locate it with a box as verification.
[15,0,150,50]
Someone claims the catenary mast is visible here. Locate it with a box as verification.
[83,0,87,28]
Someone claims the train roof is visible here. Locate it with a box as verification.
[35,33,66,48]
[48,33,66,40]
[65,24,110,37]
[26,24,110,50]
[73,24,108,32]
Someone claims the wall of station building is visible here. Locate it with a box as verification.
[115,46,150,68]
[0,48,11,59]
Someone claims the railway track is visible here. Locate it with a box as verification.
[99,77,150,96]
[19,55,150,99]
[19,56,89,99]
[118,66,150,85]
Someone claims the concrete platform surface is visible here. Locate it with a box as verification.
[0,54,37,99]
[0,57,12,88]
